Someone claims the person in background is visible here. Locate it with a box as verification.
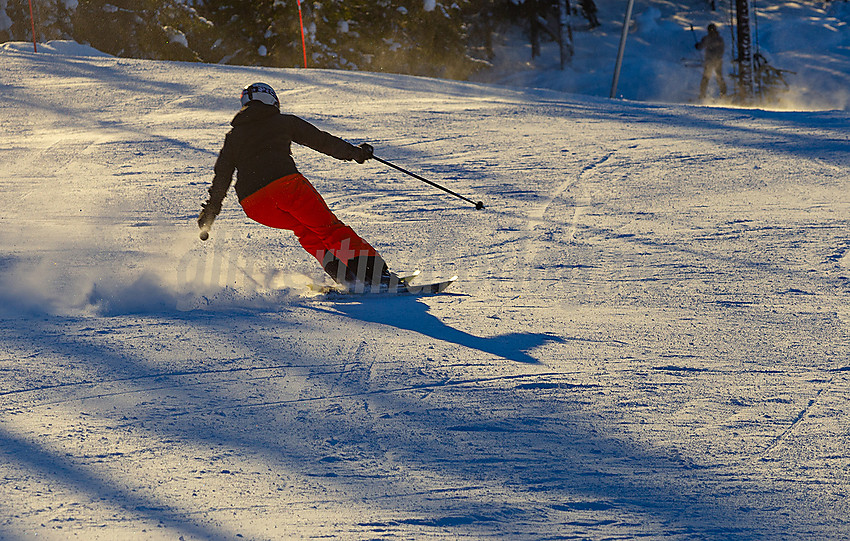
[696,23,727,100]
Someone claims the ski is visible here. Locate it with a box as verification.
[402,276,457,296]
[400,270,421,284]
[311,274,457,297]
[307,271,423,296]
[344,276,458,297]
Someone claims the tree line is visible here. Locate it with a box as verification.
[1,0,612,78]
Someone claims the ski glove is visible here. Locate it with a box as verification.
[354,143,374,164]
[198,200,220,230]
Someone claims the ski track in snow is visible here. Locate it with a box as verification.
[1,43,849,540]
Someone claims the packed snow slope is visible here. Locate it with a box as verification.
[1,43,849,540]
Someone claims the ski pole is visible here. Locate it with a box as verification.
[372,155,485,210]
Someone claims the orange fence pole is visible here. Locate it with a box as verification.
[296,0,307,67]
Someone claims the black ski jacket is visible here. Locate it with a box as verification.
[696,32,724,63]
[207,103,364,208]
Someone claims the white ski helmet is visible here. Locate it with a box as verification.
[240,82,279,108]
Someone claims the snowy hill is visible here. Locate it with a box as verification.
[1,43,849,539]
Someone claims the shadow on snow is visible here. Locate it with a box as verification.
[0,308,767,539]
[303,295,559,365]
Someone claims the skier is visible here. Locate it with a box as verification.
[580,0,600,29]
[197,82,397,290]
[695,23,727,100]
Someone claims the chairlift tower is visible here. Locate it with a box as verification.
[734,0,756,102]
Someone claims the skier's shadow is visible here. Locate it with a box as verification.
[308,295,561,364]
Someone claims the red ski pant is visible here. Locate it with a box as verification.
[241,173,379,266]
